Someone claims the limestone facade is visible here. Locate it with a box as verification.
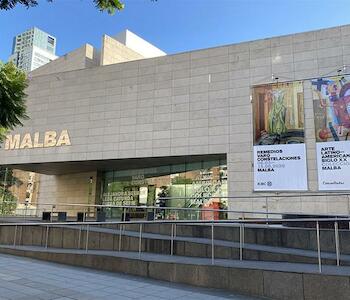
[1,25,350,215]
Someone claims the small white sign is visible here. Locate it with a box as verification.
[316,141,350,190]
[254,144,308,191]
[139,186,148,204]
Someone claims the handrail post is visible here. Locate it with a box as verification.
[243,222,245,246]
[170,223,174,256]
[265,196,268,224]
[211,222,214,265]
[78,225,82,249]
[13,225,17,247]
[335,221,340,266]
[45,225,49,249]
[85,224,90,253]
[316,221,322,273]
[138,223,142,259]
[19,226,23,246]
[118,223,122,251]
[24,203,28,223]
[239,223,244,260]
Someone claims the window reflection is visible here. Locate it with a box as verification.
[101,159,228,219]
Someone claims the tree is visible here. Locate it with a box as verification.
[0,0,125,14]
[0,168,23,215]
[0,128,6,142]
[0,61,28,142]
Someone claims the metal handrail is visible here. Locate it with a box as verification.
[159,193,350,199]
[8,192,350,221]
[1,217,348,274]
[8,202,350,218]
[0,216,349,226]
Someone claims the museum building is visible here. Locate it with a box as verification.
[1,26,350,218]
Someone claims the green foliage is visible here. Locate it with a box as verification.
[171,177,193,185]
[0,0,158,14]
[0,168,23,188]
[0,168,22,215]
[95,0,124,14]
[0,128,6,144]
[0,0,38,9]
[0,61,28,142]
[0,189,17,215]
[0,0,125,14]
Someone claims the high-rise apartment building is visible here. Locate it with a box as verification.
[9,27,57,72]
[5,27,57,211]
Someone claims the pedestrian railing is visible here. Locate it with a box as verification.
[3,192,350,222]
[1,216,350,273]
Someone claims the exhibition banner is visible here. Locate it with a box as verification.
[254,144,308,191]
[311,76,350,190]
[316,141,350,190]
[252,81,308,191]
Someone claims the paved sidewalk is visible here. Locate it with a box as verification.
[0,253,259,300]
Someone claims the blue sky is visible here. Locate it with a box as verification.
[1,0,350,61]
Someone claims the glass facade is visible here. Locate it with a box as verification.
[0,168,39,216]
[33,28,56,54]
[101,158,228,219]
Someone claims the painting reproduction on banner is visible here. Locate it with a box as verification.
[252,81,308,191]
[312,76,350,190]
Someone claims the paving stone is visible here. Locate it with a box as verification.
[0,253,254,300]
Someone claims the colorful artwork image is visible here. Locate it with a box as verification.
[252,82,305,145]
[252,81,307,191]
[311,76,350,142]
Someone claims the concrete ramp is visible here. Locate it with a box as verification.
[0,244,350,300]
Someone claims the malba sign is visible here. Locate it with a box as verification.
[4,130,71,150]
